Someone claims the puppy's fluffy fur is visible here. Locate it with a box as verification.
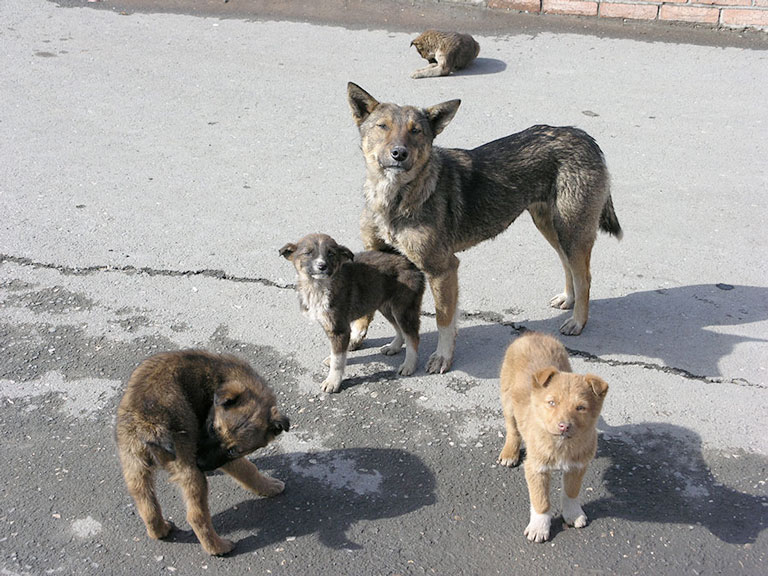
[498,332,608,542]
[280,233,425,393]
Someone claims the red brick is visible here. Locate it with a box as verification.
[489,0,542,12]
[659,4,720,23]
[696,0,751,6]
[543,0,599,16]
[721,7,768,26]
[599,2,659,20]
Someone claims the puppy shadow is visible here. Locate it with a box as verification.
[212,448,436,553]
[455,58,507,76]
[589,419,768,545]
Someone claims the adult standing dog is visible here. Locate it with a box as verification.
[346,83,622,374]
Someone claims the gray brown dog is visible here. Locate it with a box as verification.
[410,30,480,79]
[116,350,290,555]
[347,83,622,374]
[280,233,425,393]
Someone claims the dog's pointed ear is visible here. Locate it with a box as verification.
[426,99,461,136]
[269,405,290,435]
[348,82,379,126]
[585,375,609,398]
[279,243,297,260]
[532,366,559,389]
[338,245,354,263]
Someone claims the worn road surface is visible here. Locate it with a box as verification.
[1,0,767,574]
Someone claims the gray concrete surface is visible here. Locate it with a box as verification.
[1,0,767,574]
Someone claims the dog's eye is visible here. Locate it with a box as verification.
[376,123,388,130]
[410,126,422,134]
[227,447,239,458]
[576,405,586,412]
[548,400,556,407]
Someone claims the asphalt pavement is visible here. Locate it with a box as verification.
[1,0,767,574]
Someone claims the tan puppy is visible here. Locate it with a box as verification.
[498,332,608,542]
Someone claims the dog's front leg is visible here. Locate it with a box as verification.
[561,465,589,528]
[523,464,552,543]
[425,258,459,374]
[220,458,285,497]
[322,330,349,393]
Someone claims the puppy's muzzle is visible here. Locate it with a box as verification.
[310,258,331,279]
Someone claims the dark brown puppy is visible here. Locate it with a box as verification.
[410,30,480,79]
[347,83,623,374]
[116,350,289,556]
[280,233,425,393]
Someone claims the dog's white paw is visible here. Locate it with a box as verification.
[397,359,417,376]
[562,496,588,528]
[497,454,520,468]
[550,292,574,310]
[321,378,342,393]
[426,352,452,374]
[524,511,552,543]
[559,317,584,336]
[380,343,402,356]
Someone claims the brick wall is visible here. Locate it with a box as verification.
[486,0,768,29]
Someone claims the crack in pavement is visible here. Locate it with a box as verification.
[2,255,760,389]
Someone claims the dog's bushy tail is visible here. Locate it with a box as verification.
[599,195,623,240]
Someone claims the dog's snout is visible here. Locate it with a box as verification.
[315,259,328,271]
[558,422,570,433]
[390,146,409,162]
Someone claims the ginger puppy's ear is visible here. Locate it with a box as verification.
[586,375,609,398]
[426,99,461,136]
[348,82,380,126]
[337,245,354,264]
[279,243,297,260]
[532,366,559,389]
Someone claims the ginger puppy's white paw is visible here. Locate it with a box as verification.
[524,510,552,543]
[562,495,588,528]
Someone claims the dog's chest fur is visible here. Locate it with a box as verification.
[297,278,332,330]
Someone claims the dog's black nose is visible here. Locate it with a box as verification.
[391,146,409,162]
[316,260,328,271]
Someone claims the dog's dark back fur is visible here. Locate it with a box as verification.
[117,350,288,471]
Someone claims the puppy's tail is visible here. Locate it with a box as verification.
[599,194,623,240]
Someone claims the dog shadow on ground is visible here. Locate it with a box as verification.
[455,57,507,76]
[420,283,768,381]
[208,448,436,554]
[587,419,768,545]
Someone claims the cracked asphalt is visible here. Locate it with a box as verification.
[1,0,767,574]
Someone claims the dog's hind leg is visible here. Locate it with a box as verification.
[169,465,234,556]
[529,203,575,311]
[425,256,460,374]
[220,458,285,497]
[120,454,172,540]
[559,246,592,336]
[349,313,374,351]
[379,308,405,357]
